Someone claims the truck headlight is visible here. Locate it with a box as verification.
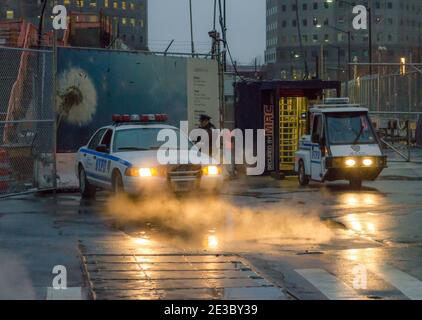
[203,166,221,176]
[345,159,356,167]
[362,158,374,167]
[126,167,157,177]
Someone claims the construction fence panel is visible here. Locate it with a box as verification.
[0,47,55,196]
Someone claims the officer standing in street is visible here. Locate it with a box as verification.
[197,114,216,156]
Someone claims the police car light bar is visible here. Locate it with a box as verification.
[324,98,350,105]
[112,114,168,123]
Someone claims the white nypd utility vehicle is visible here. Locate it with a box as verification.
[76,114,223,199]
[295,98,387,189]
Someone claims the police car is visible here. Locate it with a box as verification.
[76,114,223,198]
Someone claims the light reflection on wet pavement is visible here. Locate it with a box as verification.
[2,171,422,300]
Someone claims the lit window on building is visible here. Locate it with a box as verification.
[76,0,84,7]
[130,18,135,27]
[130,2,135,10]
[122,17,127,25]
[113,1,118,9]
[122,1,127,10]
[64,0,71,5]
[104,0,109,8]
[90,0,97,8]
[6,10,14,19]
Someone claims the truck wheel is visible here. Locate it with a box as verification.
[79,166,96,199]
[349,179,362,189]
[298,161,310,186]
[112,171,124,194]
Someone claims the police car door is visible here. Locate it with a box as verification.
[311,114,324,181]
[84,128,107,184]
[94,128,114,187]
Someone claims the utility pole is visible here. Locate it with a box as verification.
[189,0,195,57]
[38,0,48,47]
[295,0,308,79]
[52,0,58,191]
[368,6,373,76]
[223,0,227,72]
[347,31,351,96]
[320,44,325,80]
[213,0,217,31]
[208,30,224,130]
[217,0,227,72]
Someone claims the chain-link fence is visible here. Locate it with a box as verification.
[337,65,422,161]
[344,66,422,113]
[0,47,55,196]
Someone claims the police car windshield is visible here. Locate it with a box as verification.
[326,112,377,145]
[113,128,193,152]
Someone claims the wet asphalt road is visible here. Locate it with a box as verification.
[1,161,422,300]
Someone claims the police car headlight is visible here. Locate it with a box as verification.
[203,166,221,176]
[125,167,157,177]
[345,158,357,167]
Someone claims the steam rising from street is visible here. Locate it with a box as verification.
[105,193,333,247]
[0,253,35,300]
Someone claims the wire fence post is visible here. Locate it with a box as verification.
[0,45,56,197]
[52,1,58,191]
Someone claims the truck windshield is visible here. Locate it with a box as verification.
[113,128,193,152]
[326,112,377,145]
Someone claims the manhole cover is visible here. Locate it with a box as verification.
[81,253,286,300]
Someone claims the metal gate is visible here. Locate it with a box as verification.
[0,47,56,197]
[279,97,308,172]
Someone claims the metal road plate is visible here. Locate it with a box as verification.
[82,253,286,300]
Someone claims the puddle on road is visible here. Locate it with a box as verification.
[104,193,334,250]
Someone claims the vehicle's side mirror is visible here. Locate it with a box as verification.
[96,144,108,153]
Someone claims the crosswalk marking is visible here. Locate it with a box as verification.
[295,269,362,300]
[367,264,422,300]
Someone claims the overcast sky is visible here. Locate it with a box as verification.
[148,0,265,65]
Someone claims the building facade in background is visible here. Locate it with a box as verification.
[265,0,422,80]
[0,0,148,50]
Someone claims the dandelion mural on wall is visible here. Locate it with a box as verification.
[56,67,97,128]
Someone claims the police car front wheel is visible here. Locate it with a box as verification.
[79,166,96,199]
[112,171,124,194]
